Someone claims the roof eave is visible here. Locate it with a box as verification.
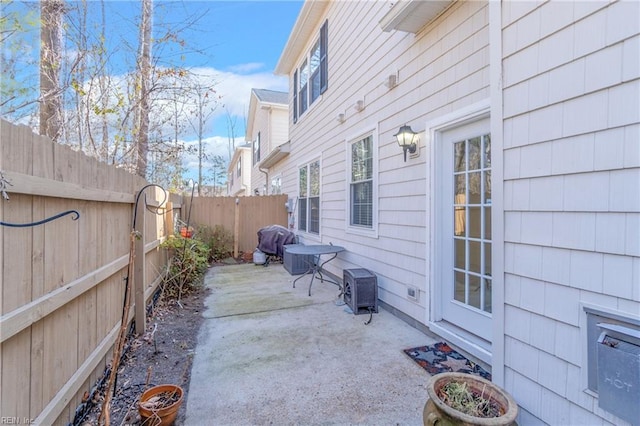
[275,1,330,75]
[379,0,454,33]
[259,141,291,169]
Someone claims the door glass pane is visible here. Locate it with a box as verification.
[468,137,481,170]
[468,274,481,309]
[469,240,481,274]
[468,171,481,203]
[454,141,465,172]
[454,238,465,269]
[484,278,492,313]
[483,134,491,168]
[483,170,491,204]
[484,207,492,240]
[454,206,465,237]
[454,271,465,303]
[449,131,492,317]
[454,174,466,198]
[484,242,492,276]
[469,207,481,239]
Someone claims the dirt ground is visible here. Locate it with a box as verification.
[80,276,210,425]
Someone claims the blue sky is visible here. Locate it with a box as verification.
[167,1,303,177]
[3,0,303,181]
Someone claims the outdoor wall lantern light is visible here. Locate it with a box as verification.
[394,124,418,162]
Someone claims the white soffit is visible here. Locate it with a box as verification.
[379,0,454,33]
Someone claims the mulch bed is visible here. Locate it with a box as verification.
[77,283,209,425]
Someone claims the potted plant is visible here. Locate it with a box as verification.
[138,384,184,426]
[423,372,518,426]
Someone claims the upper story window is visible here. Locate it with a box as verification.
[237,159,242,177]
[348,133,376,233]
[253,132,261,165]
[293,20,328,123]
[298,159,320,234]
[271,176,282,195]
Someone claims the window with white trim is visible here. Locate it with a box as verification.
[349,134,375,229]
[271,175,282,195]
[293,20,328,123]
[253,132,261,165]
[236,159,241,177]
[298,160,320,234]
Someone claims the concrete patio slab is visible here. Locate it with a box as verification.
[185,263,436,425]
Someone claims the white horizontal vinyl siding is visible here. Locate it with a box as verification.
[250,107,271,193]
[501,1,639,424]
[270,108,289,147]
[283,1,490,323]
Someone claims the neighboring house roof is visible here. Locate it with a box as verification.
[246,88,288,140]
[253,89,288,105]
[227,143,251,174]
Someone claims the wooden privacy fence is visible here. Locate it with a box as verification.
[186,194,289,255]
[0,120,176,424]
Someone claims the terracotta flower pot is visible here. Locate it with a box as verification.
[424,372,518,426]
[138,384,183,426]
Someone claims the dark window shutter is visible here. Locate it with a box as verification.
[320,20,328,94]
[293,70,298,123]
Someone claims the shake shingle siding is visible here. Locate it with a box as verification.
[501,1,639,424]
[276,0,638,423]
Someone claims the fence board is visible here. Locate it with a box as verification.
[187,195,288,254]
[2,194,33,314]
[0,119,176,424]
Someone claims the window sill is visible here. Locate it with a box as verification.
[294,94,323,124]
[346,225,378,239]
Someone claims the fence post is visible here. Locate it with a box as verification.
[134,194,146,334]
[234,198,239,258]
[164,201,174,238]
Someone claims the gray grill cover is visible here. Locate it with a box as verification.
[257,225,296,258]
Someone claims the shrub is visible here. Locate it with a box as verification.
[160,235,211,299]
[195,224,233,261]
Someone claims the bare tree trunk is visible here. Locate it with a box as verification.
[134,0,152,177]
[40,0,64,142]
[99,0,110,162]
[225,108,236,161]
[198,108,203,196]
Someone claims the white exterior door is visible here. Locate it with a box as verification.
[436,117,492,342]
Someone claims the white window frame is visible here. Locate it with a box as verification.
[297,157,321,238]
[345,128,378,238]
[253,132,261,165]
[271,175,282,195]
[293,20,327,123]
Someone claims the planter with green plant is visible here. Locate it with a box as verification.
[423,372,518,426]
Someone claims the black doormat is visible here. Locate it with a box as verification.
[403,342,491,380]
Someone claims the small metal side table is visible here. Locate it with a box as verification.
[285,244,345,296]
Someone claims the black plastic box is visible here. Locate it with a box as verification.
[343,268,378,315]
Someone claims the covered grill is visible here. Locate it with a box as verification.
[257,225,297,262]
